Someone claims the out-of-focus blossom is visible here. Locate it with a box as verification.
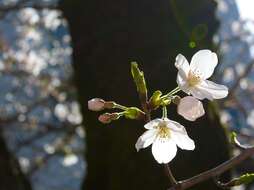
[54,103,68,121]
[175,50,228,100]
[247,110,254,128]
[177,96,205,121]
[135,118,195,164]
[62,154,79,167]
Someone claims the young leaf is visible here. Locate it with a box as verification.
[218,173,254,188]
[131,62,147,102]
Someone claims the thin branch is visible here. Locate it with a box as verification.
[167,146,254,190]
[164,164,177,186]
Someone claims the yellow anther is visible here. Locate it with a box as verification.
[188,71,202,87]
[157,123,171,138]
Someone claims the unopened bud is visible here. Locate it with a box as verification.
[88,98,115,111]
[98,113,120,124]
[177,96,205,121]
[88,98,106,111]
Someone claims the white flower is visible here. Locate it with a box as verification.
[135,118,195,164]
[175,49,228,100]
[177,96,205,121]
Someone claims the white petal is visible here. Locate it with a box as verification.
[171,131,195,150]
[189,87,212,100]
[135,129,157,151]
[165,119,188,133]
[176,74,190,94]
[175,54,190,80]
[175,54,191,94]
[144,118,162,129]
[152,137,177,164]
[197,80,228,100]
[164,120,195,150]
[177,96,205,121]
[190,50,218,79]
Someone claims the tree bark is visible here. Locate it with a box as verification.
[59,0,231,189]
[0,128,32,190]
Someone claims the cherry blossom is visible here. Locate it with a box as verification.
[135,118,195,164]
[175,50,228,100]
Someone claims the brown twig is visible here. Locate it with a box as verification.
[167,146,254,190]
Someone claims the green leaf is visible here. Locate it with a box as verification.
[131,62,147,98]
[220,173,254,187]
[230,131,244,148]
[230,132,237,144]
[235,173,254,185]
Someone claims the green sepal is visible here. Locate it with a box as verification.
[124,107,145,120]
[149,90,162,109]
[160,98,171,106]
[131,62,147,97]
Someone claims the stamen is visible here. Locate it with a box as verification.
[188,70,202,87]
[157,122,171,138]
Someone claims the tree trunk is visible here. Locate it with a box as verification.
[0,128,32,190]
[59,0,231,189]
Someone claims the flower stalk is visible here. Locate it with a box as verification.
[162,106,168,119]
[162,86,181,99]
[113,103,128,110]
[164,164,177,186]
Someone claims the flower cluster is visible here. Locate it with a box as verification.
[88,50,228,164]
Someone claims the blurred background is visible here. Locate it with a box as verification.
[0,0,253,190]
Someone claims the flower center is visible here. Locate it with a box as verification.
[157,123,171,138]
[188,70,202,87]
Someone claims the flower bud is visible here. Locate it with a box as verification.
[98,113,120,124]
[177,96,205,121]
[88,98,106,111]
[88,98,115,111]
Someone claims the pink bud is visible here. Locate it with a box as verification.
[88,98,105,111]
[98,113,112,123]
[177,96,205,121]
[98,113,120,124]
